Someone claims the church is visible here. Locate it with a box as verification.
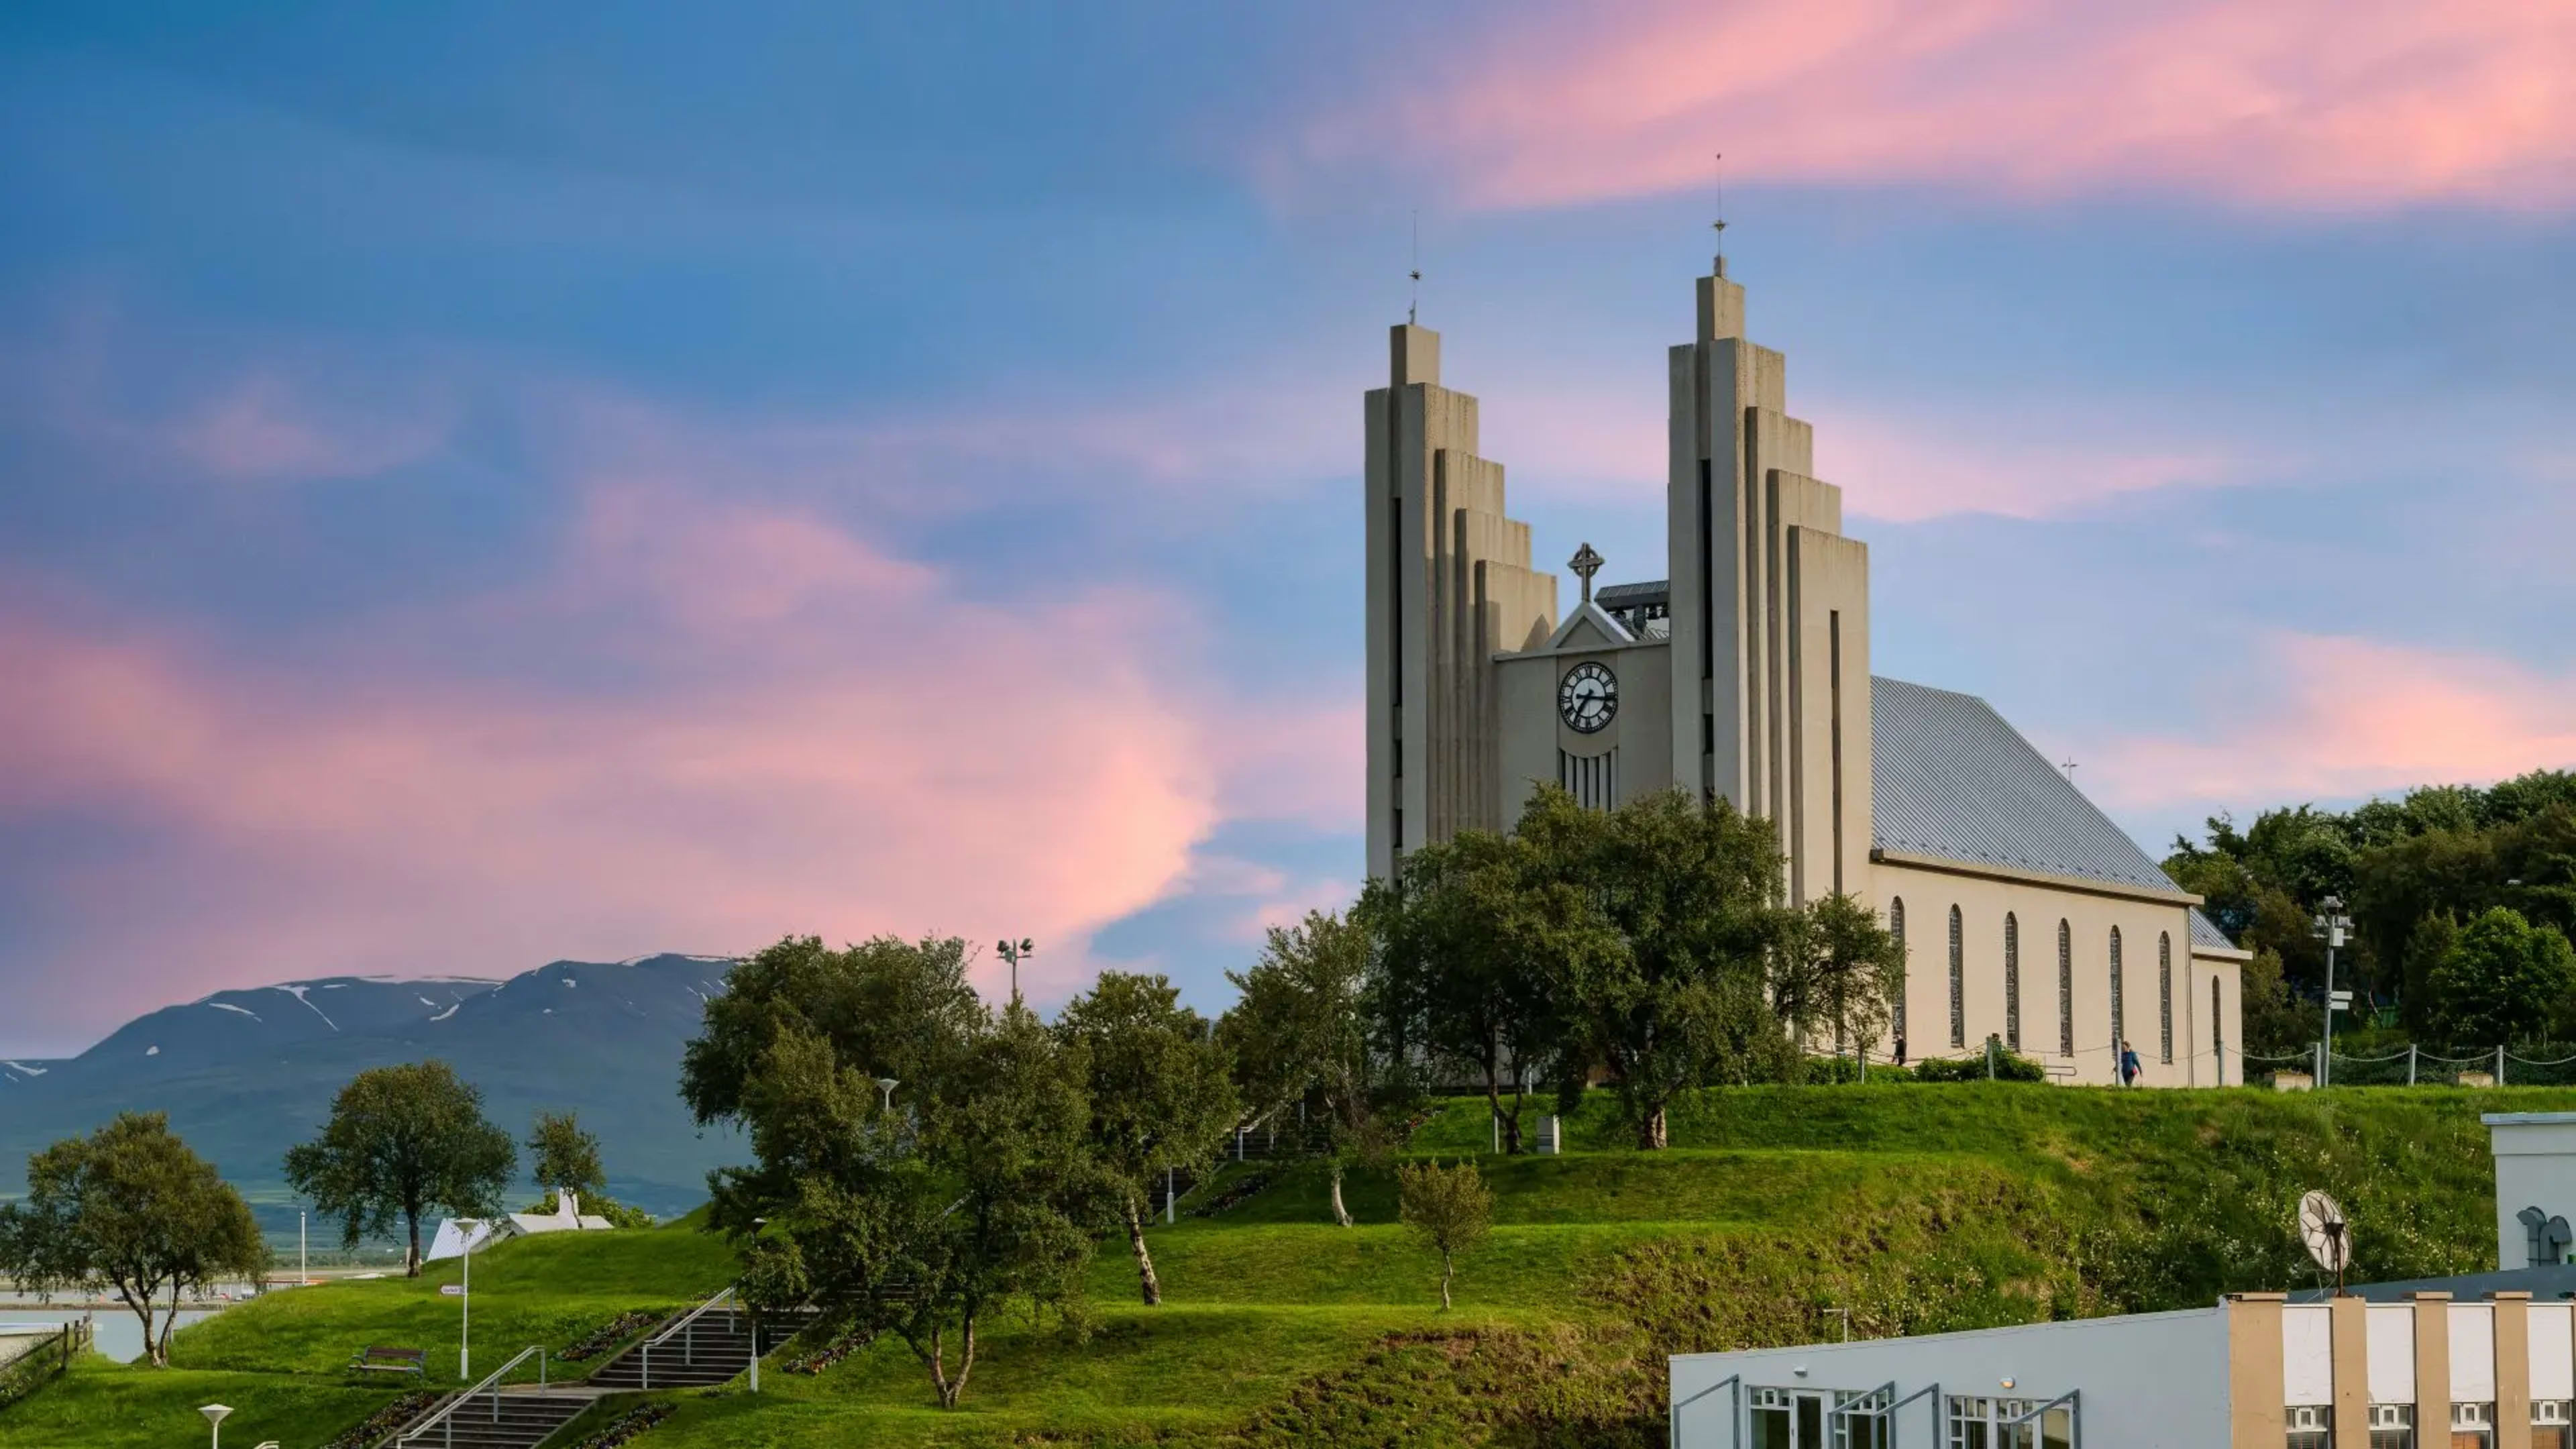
[1362,250,2247,1086]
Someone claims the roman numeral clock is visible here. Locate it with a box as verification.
[1558,661,1617,733]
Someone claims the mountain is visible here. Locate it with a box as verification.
[0,954,744,1230]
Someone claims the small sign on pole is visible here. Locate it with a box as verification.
[439,1284,465,1297]
[2328,991,2354,1010]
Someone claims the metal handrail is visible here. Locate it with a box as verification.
[2002,1389,2080,1448]
[394,1344,547,1449]
[639,1286,736,1389]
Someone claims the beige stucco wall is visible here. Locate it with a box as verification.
[1495,633,1674,822]
[1870,856,2238,1087]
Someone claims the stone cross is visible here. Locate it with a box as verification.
[1568,542,1603,605]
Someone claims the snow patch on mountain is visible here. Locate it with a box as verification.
[274,984,339,1031]
[205,1002,262,1020]
[429,1002,462,1022]
[2,1061,48,1078]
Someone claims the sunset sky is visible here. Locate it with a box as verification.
[5,1,2573,1056]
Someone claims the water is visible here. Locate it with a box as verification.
[1,1307,221,1363]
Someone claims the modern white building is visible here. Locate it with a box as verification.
[1362,247,2248,1083]
[425,1190,616,1263]
[1668,1113,2576,1447]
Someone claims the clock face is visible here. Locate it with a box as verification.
[1558,661,1618,733]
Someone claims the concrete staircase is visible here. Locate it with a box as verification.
[586,1305,818,1391]
[384,1389,589,1449]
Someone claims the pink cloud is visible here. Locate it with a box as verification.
[0,479,1356,1032]
[1286,0,2576,211]
[2084,631,2576,812]
[170,374,452,482]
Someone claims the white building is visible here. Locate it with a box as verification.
[1668,1114,2576,1447]
[1362,248,2248,1084]
[425,1190,615,1263]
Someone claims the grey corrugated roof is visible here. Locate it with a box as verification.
[1594,580,1669,610]
[1870,677,2181,894]
[2188,908,2238,953]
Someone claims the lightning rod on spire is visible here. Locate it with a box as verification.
[1408,210,1421,326]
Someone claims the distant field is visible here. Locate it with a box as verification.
[1,1083,2546,1449]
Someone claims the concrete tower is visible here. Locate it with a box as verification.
[1364,323,1558,882]
[1663,257,1874,903]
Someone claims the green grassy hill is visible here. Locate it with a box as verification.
[3,1084,2544,1448]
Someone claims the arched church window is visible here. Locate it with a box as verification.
[2108,927,2126,1066]
[2004,914,2021,1052]
[2159,932,2174,1065]
[2212,977,2224,1083]
[1948,906,1965,1049]
[2057,920,2073,1057]
[1889,898,1907,1042]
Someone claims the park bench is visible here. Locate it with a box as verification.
[348,1344,427,1379]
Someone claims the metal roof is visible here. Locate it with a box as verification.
[1593,580,1670,610]
[1871,677,2179,894]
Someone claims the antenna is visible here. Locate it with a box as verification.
[1711,152,1727,270]
[1409,211,1422,325]
[2299,1190,2353,1295]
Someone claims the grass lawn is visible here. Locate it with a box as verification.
[2,1083,2559,1448]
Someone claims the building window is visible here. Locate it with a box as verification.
[2286,1403,2331,1449]
[1749,1386,1821,1449]
[2004,913,2021,1052]
[2158,932,2174,1064]
[1556,748,1617,810]
[1945,1396,2051,1449]
[2108,926,2126,1063]
[2453,1401,2495,1449]
[1948,906,1966,1049]
[1890,898,1907,1042]
[2532,1399,2570,1449]
[2369,1401,2414,1449]
[2212,976,2226,1084]
[2057,920,2074,1057]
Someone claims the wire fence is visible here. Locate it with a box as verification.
[2243,1044,2576,1088]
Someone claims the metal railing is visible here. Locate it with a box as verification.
[394,1344,547,1449]
[638,1286,735,1389]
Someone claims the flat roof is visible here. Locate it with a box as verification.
[2483,1113,2576,1126]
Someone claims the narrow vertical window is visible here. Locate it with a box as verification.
[2108,926,2126,1063]
[2212,977,2224,1083]
[2004,914,2021,1052]
[2057,920,2074,1057]
[1947,906,1965,1049]
[1889,897,1907,1042]
[2159,932,2174,1064]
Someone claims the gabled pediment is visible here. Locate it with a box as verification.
[1544,601,1636,653]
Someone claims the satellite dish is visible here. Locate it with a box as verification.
[2300,1191,2353,1288]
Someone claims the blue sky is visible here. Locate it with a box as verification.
[4,0,2573,1056]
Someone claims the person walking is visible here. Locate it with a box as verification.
[2119,1040,2141,1087]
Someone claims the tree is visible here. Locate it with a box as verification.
[694,938,1107,1409]
[1524,787,1797,1148]
[527,1112,605,1205]
[2237,948,2320,1057]
[1776,892,1907,1073]
[1220,910,1421,1227]
[284,1061,515,1276]
[2426,908,2576,1048]
[1055,971,1238,1305]
[1364,829,1601,1155]
[1396,1159,1491,1310]
[0,1113,265,1366]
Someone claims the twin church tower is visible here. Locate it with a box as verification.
[1360,250,2249,1085]
[1363,254,1868,904]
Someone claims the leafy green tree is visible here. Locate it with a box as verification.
[284,1061,514,1276]
[527,1111,605,1203]
[2237,948,2321,1057]
[695,941,1107,1409]
[682,934,985,1135]
[1396,1159,1491,1310]
[0,1113,266,1365]
[1364,828,1604,1154]
[1220,910,1421,1227]
[1776,892,1907,1073]
[1523,787,1796,1148]
[1055,971,1238,1305]
[2426,908,2576,1048]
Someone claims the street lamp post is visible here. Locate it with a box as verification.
[996,938,1034,1004]
[874,1078,900,1114]
[2314,896,2353,1087]
[199,1403,231,1449]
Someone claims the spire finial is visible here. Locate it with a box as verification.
[1711,152,1727,276]
[1408,210,1422,325]
[1568,541,1603,605]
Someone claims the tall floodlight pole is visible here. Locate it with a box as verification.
[996,938,1034,1005]
[2313,896,2351,1087]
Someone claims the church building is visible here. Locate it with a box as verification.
[1362,250,2247,1085]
